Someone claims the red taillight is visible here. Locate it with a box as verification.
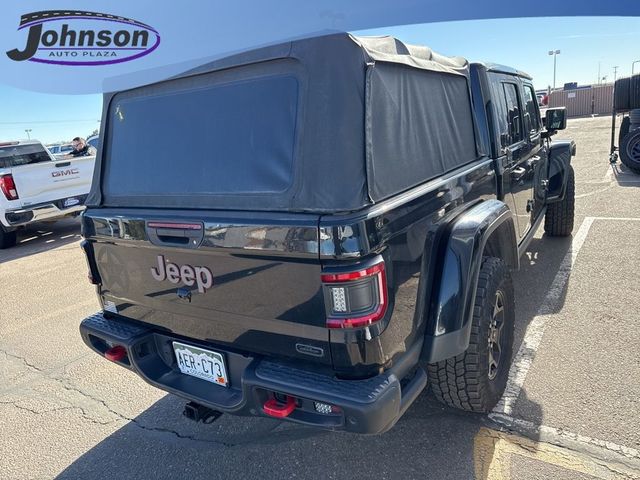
[322,261,388,329]
[0,174,19,201]
[321,263,385,283]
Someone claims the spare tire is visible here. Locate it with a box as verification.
[631,75,640,110]
[620,129,640,174]
[619,116,631,148]
[615,77,631,111]
[630,109,640,127]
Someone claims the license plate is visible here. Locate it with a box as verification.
[173,342,228,387]
[63,197,80,207]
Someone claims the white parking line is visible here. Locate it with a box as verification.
[575,185,612,199]
[589,216,640,221]
[488,412,640,461]
[601,164,640,184]
[495,215,640,416]
[494,217,592,415]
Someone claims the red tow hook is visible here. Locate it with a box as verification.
[263,396,296,418]
[104,345,127,362]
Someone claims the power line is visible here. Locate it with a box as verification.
[0,119,100,125]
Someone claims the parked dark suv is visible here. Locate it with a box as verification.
[79,34,575,434]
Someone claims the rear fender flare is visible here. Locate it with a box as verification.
[421,199,517,362]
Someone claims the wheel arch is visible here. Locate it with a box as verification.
[547,140,576,203]
[421,199,518,363]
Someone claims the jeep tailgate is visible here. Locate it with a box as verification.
[82,209,331,365]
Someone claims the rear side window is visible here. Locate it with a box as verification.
[488,76,509,148]
[489,75,527,148]
[104,74,299,202]
[502,83,523,145]
[0,144,51,168]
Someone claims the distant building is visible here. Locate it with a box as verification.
[548,83,613,117]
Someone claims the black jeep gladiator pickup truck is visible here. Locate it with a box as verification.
[79,34,575,434]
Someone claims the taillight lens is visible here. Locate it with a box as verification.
[321,261,388,329]
[0,174,19,201]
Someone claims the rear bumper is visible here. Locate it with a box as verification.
[80,312,427,434]
[3,195,87,227]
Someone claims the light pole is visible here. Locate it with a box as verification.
[632,60,640,76]
[548,50,561,89]
[613,66,618,82]
[24,129,32,140]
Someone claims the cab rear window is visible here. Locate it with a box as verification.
[0,144,51,169]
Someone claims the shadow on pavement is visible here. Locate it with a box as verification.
[56,389,546,479]
[57,231,574,480]
[0,217,82,264]
[57,393,486,479]
[511,234,573,352]
[611,162,640,186]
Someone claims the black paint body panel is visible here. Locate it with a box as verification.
[82,158,496,377]
[82,210,332,367]
[81,53,571,382]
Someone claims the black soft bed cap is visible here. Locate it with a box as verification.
[88,34,478,213]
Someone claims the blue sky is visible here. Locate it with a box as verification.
[0,86,102,144]
[1,16,639,144]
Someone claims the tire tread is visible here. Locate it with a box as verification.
[544,165,575,236]
[427,257,512,413]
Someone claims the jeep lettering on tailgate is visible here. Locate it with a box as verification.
[151,255,213,293]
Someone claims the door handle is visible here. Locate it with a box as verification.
[55,161,71,167]
[146,221,204,249]
[526,155,541,168]
[511,167,527,182]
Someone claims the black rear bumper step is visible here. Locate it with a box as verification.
[80,311,427,434]
[81,312,148,343]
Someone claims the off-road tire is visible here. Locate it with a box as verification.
[631,75,640,110]
[620,129,640,174]
[427,257,515,413]
[619,116,630,149]
[544,164,575,236]
[0,226,17,249]
[614,77,631,111]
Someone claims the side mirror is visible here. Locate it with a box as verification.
[545,107,567,132]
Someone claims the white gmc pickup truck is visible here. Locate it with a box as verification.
[0,140,95,248]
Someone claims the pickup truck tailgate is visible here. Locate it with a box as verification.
[82,209,331,366]
[12,156,95,208]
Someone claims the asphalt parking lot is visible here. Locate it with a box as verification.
[1,116,639,479]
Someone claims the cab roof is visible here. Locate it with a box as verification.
[475,62,533,80]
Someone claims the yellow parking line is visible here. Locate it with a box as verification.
[473,427,640,480]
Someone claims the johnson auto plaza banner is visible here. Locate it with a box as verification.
[1,0,637,95]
